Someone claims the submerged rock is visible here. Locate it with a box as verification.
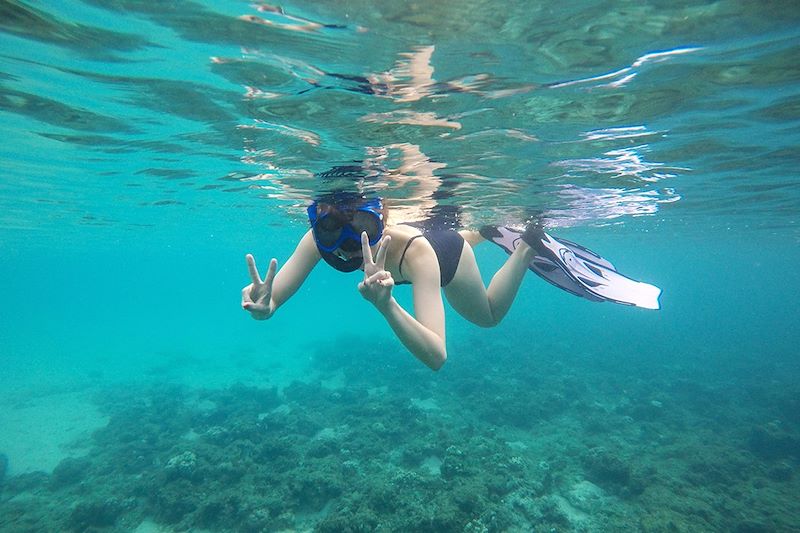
[3,470,48,493]
[581,447,647,496]
[0,453,7,484]
[165,451,198,481]
[153,483,198,524]
[51,457,92,488]
[748,423,800,460]
[440,445,467,479]
[69,498,128,530]
[582,447,631,486]
[566,480,607,513]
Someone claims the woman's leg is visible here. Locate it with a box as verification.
[444,240,535,327]
[459,229,484,247]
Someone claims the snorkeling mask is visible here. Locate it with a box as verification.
[307,196,384,272]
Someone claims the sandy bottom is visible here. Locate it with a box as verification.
[0,391,109,475]
[0,347,314,478]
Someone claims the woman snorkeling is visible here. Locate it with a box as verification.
[241,192,540,370]
[242,185,661,370]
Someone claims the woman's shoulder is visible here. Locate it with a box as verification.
[385,224,438,280]
[384,224,422,263]
[385,223,422,242]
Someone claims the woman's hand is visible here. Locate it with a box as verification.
[242,254,277,320]
[358,232,394,311]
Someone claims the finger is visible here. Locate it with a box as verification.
[360,231,375,266]
[264,258,277,287]
[374,235,391,269]
[365,270,390,285]
[244,303,269,319]
[242,286,254,305]
[243,301,266,312]
[246,254,263,285]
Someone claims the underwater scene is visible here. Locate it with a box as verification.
[1,0,799,531]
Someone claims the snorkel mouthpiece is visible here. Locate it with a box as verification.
[338,237,361,253]
[321,250,362,272]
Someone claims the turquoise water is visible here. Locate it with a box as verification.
[1,1,799,531]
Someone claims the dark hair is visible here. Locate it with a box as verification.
[314,190,371,208]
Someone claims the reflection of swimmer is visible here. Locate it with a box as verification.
[244,143,451,224]
[302,45,534,103]
[242,190,661,370]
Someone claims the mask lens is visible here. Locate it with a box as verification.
[315,215,345,248]
[352,210,381,243]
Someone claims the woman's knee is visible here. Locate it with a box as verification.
[459,309,500,329]
[469,312,500,328]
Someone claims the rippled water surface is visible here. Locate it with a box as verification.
[2,0,799,237]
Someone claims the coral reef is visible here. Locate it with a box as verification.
[0,334,798,531]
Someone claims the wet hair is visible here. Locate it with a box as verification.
[315,190,370,208]
[312,163,388,224]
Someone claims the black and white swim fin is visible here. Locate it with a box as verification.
[479,226,661,310]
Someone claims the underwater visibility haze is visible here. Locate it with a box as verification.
[1,0,799,531]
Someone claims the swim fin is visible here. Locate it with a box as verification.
[479,226,661,310]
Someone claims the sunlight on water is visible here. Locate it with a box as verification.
[0,0,798,239]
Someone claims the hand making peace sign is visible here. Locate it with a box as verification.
[357,231,394,309]
[242,254,277,320]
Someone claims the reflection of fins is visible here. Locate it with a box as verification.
[480,226,661,310]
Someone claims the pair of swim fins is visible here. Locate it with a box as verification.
[480,226,661,310]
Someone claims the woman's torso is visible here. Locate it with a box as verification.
[383,224,464,287]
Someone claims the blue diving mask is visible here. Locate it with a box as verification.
[307,197,384,254]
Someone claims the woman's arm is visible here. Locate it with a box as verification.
[242,230,320,319]
[269,230,320,309]
[359,233,447,370]
[374,273,447,370]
